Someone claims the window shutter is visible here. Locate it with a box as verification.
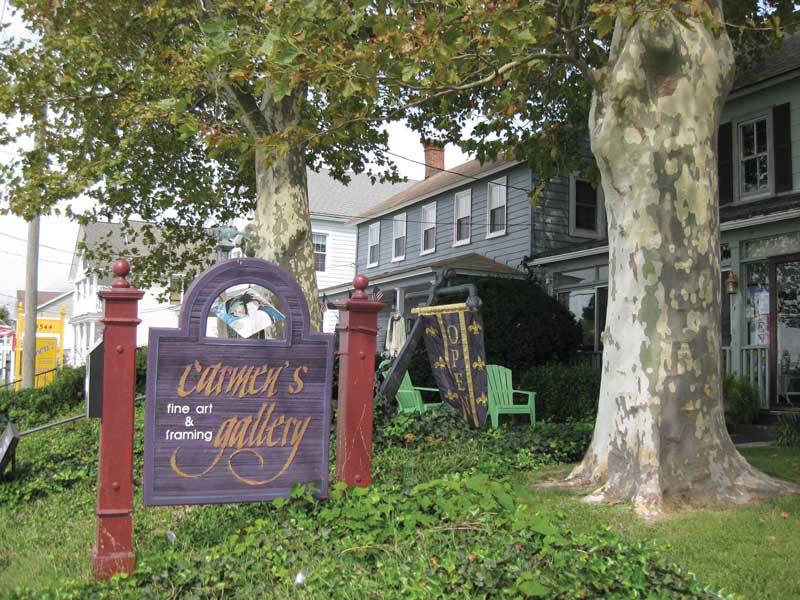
[717,122,733,205]
[773,103,793,193]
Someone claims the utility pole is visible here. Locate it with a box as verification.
[21,107,46,389]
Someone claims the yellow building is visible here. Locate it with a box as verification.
[14,291,71,388]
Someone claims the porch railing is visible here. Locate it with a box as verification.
[740,345,770,409]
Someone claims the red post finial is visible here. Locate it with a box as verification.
[112,259,131,288]
[352,274,368,300]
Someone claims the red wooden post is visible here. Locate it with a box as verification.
[335,275,384,487]
[92,259,143,579]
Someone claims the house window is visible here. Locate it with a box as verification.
[487,177,507,237]
[312,232,327,272]
[739,116,770,197]
[569,175,603,238]
[454,190,471,245]
[367,222,380,267]
[392,213,406,261]
[421,202,436,254]
[558,286,608,352]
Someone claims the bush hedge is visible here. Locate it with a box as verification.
[776,413,800,447]
[0,366,85,429]
[722,374,761,426]
[519,364,601,423]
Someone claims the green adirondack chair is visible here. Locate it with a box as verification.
[486,364,536,428]
[396,372,444,415]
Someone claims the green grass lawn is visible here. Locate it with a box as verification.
[526,448,800,600]
[1,408,799,598]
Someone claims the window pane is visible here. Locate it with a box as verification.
[743,157,758,193]
[556,268,595,287]
[394,235,405,258]
[575,205,596,231]
[597,286,608,350]
[560,288,596,350]
[423,226,435,251]
[756,119,767,154]
[758,154,769,190]
[314,252,326,272]
[746,261,769,346]
[457,216,470,241]
[741,122,755,157]
[369,245,379,264]
[721,271,731,347]
[489,206,505,233]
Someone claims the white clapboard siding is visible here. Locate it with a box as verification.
[312,217,357,290]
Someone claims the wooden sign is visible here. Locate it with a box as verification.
[0,422,19,476]
[143,259,334,506]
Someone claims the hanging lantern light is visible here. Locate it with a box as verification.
[726,272,739,295]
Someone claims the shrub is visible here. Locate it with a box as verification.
[776,413,800,447]
[438,276,583,373]
[722,374,761,426]
[135,346,148,394]
[519,364,601,423]
[0,366,85,429]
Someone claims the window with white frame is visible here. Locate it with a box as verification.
[421,202,436,254]
[739,116,770,197]
[367,222,380,267]
[392,213,407,261]
[487,177,507,237]
[312,232,327,272]
[569,175,603,238]
[454,190,471,245]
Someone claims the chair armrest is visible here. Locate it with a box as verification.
[415,386,440,393]
[512,389,535,402]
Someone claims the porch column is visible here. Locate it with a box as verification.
[394,286,405,315]
[730,242,743,375]
[89,320,96,349]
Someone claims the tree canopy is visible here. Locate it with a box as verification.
[0,0,794,286]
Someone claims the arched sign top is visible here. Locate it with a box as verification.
[144,259,334,507]
[179,258,316,345]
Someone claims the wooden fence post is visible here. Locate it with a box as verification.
[334,275,384,487]
[92,259,143,579]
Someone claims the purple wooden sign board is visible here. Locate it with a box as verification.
[143,258,334,506]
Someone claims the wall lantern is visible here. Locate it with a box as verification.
[726,272,739,295]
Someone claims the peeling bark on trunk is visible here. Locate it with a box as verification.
[567,14,797,518]
[252,85,321,332]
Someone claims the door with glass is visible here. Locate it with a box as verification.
[770,254,800,406]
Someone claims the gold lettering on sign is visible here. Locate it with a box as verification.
[170,401,312,486]
[288,366,308,394]
[446,324,460,345]
[173,360,309,400]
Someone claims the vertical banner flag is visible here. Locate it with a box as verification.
[411,302,488,427]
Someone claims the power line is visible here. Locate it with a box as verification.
[0,248,74,266]
[0,231,75,255]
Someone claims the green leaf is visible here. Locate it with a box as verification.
[519,580,551,597]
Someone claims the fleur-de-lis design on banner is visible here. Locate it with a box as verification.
[425,326,439,337]
[468,321,482,335]
[444,390,460,401]
[434,356,448,370]
[472,357,486,371]
[475,392,488,406]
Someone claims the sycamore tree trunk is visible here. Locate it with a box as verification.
[567,13,796,518]
[252,85,321,331]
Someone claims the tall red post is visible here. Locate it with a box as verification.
[335,275,384,487]
[92,259,143,579]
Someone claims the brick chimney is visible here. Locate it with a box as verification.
[422,141,444,179]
